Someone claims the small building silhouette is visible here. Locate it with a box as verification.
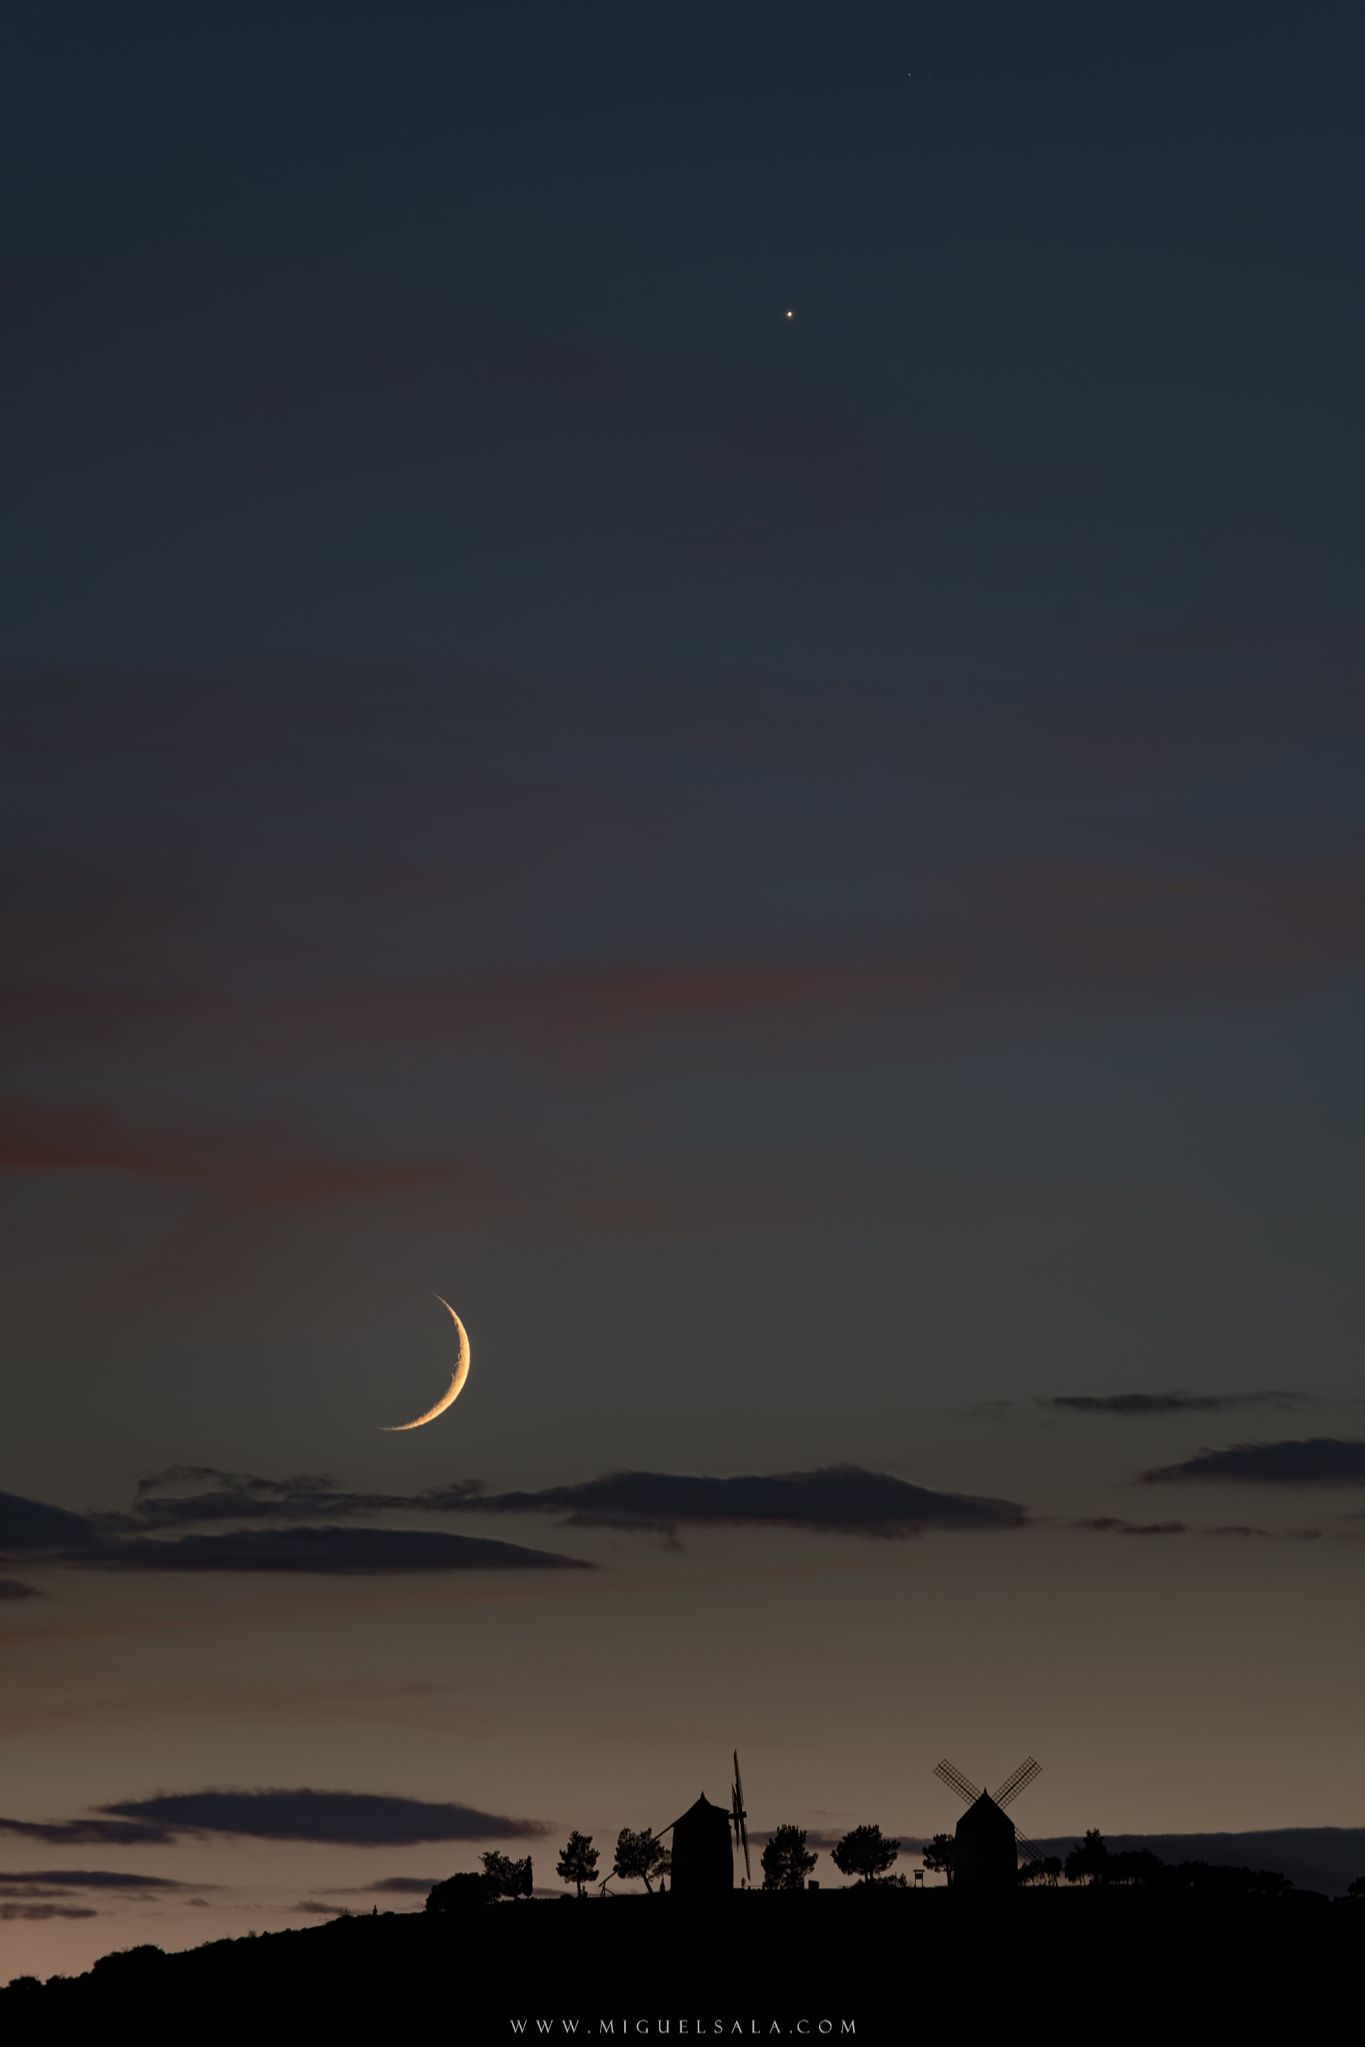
[669,1795,733,1898]
[953,1792,1017,1895]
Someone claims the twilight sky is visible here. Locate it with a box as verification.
[3,0,1364,1980]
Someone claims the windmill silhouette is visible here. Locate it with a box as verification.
[933,1756,1042,1893]
[648,1750,752,1897]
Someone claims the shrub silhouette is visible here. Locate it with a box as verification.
[760,1824,818,1891]
[90,1946,164,1980]
[425,1871,497,1913]
[831,1825,899,1885]
[557,1831,600,1898]
[1064,1830,1109,1886]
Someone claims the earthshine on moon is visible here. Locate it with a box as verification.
[380,1295,471,1432]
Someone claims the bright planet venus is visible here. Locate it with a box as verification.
[380,1295,471,1432]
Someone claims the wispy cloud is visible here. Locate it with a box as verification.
[7,850,1365,1077]
[0,1093,959,1243]
[0,1095,451,1209]
[119,1467,481,1530]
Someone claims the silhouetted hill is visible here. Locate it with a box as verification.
[3,1888,1357,2039]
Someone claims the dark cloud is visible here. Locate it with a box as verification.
[458,1464,1029,1540]
[0,1815,175,1847]
[1071,1517,1190,1537]
[100,1465,1028,1553]
[0,1491,99,1552]
[0,1579,41,1600]
[0,1869,200,1893]
[1141,1437,1365,1487]
[335,1875,440,1895]
[0,1902,99,1921]
[1207,1523,1324,1541]
[81,1525,589,1575]
[293,1899,341,1916]
[7,1483,587,1578]
[101,1789,549,1846]
[1069,1516,1323,1540]
[1040,1390,1310,1418]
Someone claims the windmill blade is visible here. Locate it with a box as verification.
[933,1759,981,1805]
[731,1750,751,1883]
[993,1756,1041,1808]
[1012,1831,1043,1867]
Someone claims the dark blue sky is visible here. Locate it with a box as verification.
[3,0,1364,1979]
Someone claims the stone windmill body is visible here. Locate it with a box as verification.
[934,1756,1042,1894]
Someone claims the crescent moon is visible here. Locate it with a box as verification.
[380,1296,471,1432]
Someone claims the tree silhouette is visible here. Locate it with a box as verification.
[1107,1849,1163,1888]
[480,1850,533,1900]
[1348,1874,1365,1898]
[922,1833,955,1886]
[1064,1830,1109,1886]
[831,1825,899,1885]
[613,1827,670,1893]
[1040,1856,1063,1886]
[556,1831,600,1898]
[760,1824,818,1891]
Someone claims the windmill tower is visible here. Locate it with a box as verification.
[933,1756,1042,1896]
[668,1794,733,1896]
[651,1750,752,1899]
